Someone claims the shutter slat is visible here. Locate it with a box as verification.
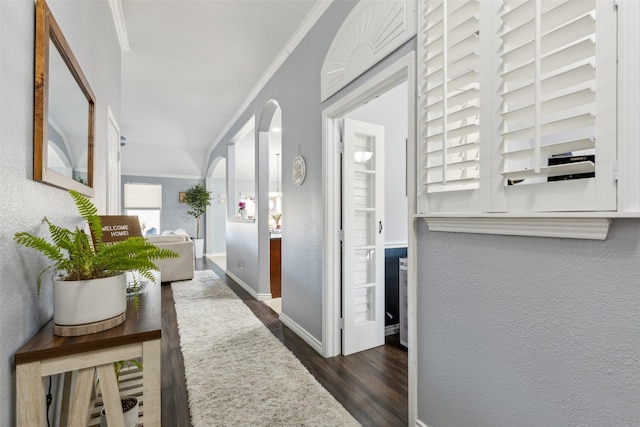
[541,12,594,56]
[541,112,595,137]
[501,18,535,50]
[541,0,595,34]
[448,69,479,93]
[447,105,479,124]
[541,87,595,119]
[501,82,534,106]
[425,66,444,82]
[448,87,479,108]
[502,40,535,67]
[425,1,443,17]
[426,140,479,156]
[541,36,595,76]
[448,34,479,62]
[501,59,535,86]
[503,112,594,142]
[449,52,479,77]
[541,60,594,95]
[448,16,479,47]
[502,0,535,29]
[501,137,595,161]
[502,103,534,123]
[425,50,443,68]
[502,160,594,181]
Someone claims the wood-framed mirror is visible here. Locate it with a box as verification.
[34,0,95,197]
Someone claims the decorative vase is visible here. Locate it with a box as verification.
[193,238,204,258]
[240,209,247,219]
[53,273,127,329]
[100,396,139,427]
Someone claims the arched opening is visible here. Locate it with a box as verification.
[206,157,227,269]
[257,100,282,312]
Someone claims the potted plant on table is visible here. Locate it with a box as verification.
[13,190,178,335]
[99,359,143,427]
[184,184,212,258]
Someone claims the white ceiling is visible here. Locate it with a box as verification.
[118,0,320,178]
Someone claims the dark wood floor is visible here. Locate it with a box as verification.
[160,258,408,426]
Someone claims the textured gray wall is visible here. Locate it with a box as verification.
[0,1,120,425]
[417,219,640,426]
[121,175,207,239]
[207,1,361,339]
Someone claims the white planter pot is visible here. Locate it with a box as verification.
[53,273,126,326]
[194,238,204,258]
[100,396,139,427]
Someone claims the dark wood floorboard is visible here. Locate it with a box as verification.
[161,258,408,426]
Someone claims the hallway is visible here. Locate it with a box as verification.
[161,257,408,426]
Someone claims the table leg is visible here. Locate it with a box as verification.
[142,339,161,426]
[16,361,46,426]
[68,367,94,427]
[96,363,125,427]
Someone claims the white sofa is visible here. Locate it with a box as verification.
[146,235,195,282]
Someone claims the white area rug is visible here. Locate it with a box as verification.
[172,270,360,427]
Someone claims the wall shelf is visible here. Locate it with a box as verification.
[227,218,256,223]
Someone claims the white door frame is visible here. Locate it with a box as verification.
[321,51,418,422]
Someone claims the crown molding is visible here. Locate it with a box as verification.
[206,0,334,161]
[109,0,130,52]
[121,171,204,181]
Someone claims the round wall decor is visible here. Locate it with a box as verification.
[292,155,306,186]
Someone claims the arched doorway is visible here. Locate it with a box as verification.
[257,100,282,312]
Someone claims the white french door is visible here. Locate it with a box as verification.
[342,118,385,356]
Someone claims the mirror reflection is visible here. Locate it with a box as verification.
[47,40,89,183]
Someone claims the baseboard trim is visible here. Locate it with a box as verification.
[225,270,271,301]
[415,420,429,427]
[279,312,324,355]
[385,324,399,336]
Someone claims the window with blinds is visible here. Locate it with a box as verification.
[124,183,162,235]
[418,0,617,215]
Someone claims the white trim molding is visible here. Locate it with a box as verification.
[320,0,417,101]
[225,270,271,301]
[424,216,612,240]
[280,312,323,355]
[108,0,130,51]
[617,0,640,212]
[322,51,417,420]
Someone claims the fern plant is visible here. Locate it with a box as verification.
[13,190,178,295]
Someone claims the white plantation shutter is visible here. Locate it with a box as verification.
[418,0,481,213]
[418,0,617,215]
[499,0,616,212]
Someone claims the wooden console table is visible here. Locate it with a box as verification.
[15,281,161,426]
